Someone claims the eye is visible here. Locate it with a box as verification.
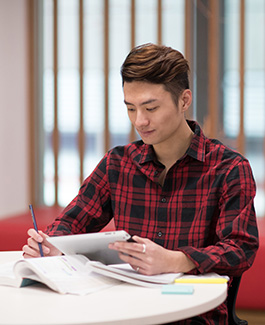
[127,107,135,112]
[146,106,158,112]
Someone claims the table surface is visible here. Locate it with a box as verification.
[0,251,227,325]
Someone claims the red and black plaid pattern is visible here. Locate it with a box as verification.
[46,120,259,324]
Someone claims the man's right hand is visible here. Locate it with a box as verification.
[22,229,62,258]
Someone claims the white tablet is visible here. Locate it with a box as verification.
[47,230,131,265]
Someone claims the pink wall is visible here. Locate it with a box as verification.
[0,0,29,218]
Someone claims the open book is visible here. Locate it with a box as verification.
[87,261,182,287]
[0,254,182,295]
[0,255,119,295]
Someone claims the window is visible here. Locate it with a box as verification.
[42,0,185,207]
[223,0,265,217]
[37,0,265,218]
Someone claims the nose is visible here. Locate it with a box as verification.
[134,111,149,128]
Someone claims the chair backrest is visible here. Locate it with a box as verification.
[227,276,248,325]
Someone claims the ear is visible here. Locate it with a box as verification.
[180,89,192,112]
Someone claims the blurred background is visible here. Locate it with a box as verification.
[0,0,264,219]
[1,1,265,322]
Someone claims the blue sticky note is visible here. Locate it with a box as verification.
[161,284,194,295]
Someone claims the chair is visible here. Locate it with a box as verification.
[227,276,248,325]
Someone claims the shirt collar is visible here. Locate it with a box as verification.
[139,143,158,165]
[185,120,206,162]
[138,120,206,165]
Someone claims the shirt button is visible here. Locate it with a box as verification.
[161,197,166,203]
[158,231,163,237]
[154,171,158,175]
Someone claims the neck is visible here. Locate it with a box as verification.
[154,121,194,169]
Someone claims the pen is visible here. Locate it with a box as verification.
[29,204,44,257]
[174,278,228,284]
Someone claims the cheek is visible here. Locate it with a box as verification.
[128,115,136,126]
[127,111,134,122]
[160,114,182,134]
[158,112,177,126]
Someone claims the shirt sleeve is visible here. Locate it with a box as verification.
[45,153,113,236]
[178,159,259,277]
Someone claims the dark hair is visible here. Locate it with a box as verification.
[121,43,190,105]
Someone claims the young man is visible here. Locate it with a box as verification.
[23,43,259,324]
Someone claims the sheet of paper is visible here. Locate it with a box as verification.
[0,261,20,287]
[87,262,182,287]
[0,261,17,279]
[15,255,119,295]
[109,263,182,283]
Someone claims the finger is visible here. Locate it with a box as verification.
[23,251,37,259]
[110,240,146,254]
[108,241,138,253]
[37,232,62,256]
[118,253,141,268]
[133,265,140,272]
[38,230,49,238]
[27,228,43,242]
[27,229,52,250]
[26,235,51,255]
[22,244,43,258]
[128,260,150,275]
[118,251,147,269]
[37,231,52,247]
[130,235,147,244]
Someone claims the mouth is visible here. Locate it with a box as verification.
[137,129,155,137]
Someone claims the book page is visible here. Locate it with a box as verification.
[14,255,119,295]
[87,262,182,287]
[0,261,22,287]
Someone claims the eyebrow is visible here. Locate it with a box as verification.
[124,99,158,106]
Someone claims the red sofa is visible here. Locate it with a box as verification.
[236,217,265,309]
[0,206,115,251]
[0,207,264,310]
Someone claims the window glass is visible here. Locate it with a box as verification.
[57,0,80,206]
[135,0,157,45]
[162,0,185,52]
[223,0,240,139]
[83,0,105,177]
[244,0,265,217]
[43,0,54,206]
[109,0,131,148]
[42,1,265,219]
[41,1,265,220]
[223,0,265,217]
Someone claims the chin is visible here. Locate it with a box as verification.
[142,141,160,147]
[141,138,155,145]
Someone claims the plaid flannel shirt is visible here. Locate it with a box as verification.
[46,120,259,324]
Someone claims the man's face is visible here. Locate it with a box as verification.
[123,81,186,148]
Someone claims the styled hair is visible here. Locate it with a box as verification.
[120,43,190,105]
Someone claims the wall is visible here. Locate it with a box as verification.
[0,0,29,218]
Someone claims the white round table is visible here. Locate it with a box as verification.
[0,251,227,325]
